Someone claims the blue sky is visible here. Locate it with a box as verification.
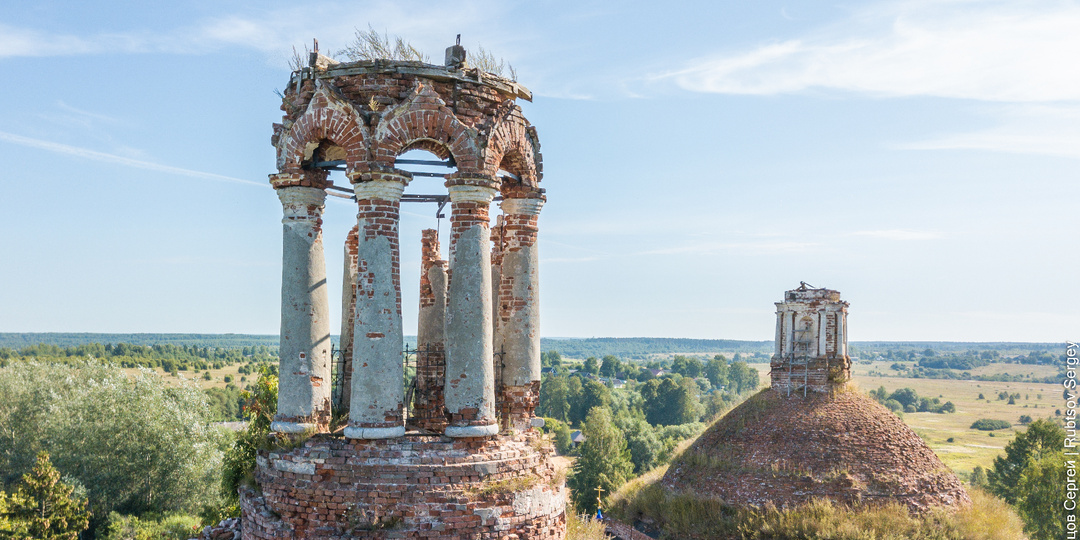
[0,0,1077,342]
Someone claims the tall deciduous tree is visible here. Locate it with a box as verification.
[988,419,1065,504]
[0,361,224,530]
[1014,450,1074,540]
[567,407,633,514]
[537,375,571,423]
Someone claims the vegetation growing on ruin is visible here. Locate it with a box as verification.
[610,479,1025,540]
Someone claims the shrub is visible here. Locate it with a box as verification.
[971,419,1012,431]
[103,512,201,540]
[221,368,277,504]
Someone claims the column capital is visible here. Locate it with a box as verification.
[353,178,408,202]
[269,170,330,190]
[277,186,327,220]
[445,172,499,192]
[347,165,412,185]
[447,183,497,204]
[500,195,545,216]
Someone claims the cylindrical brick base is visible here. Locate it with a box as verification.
[240,433,566,539]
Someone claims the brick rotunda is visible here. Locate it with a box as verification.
[239,41,565,539]
[662,283,970,513]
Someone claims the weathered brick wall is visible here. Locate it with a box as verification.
[500,381,541,432]
[241,433,566,539]
[769,356,851,394]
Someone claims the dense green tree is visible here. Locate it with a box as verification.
[728,361,759,394]
[599,355,621,378]
[1014,450,1074,540]
[567,408,633,514]
[888,387,920,409]
[4,452,90,540]
[0,361,224,531]
[640,377,702,426]
[670,356,703,378]
[537,375,571,423]
[572,380,612,426]
[541,350,562,368]
[582,357,600,376]
[565,376,584,424]
[988,419,1065,504]
[969,466,987,487]
[704,355,729,389]
[613,411,662,474]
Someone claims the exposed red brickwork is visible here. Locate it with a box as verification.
[662,390,970,513]
[769,356,852,395]
[339,225,359,413]
[269,170,331,190]
[276,83,368,173]
[499,381,541,432]
[448,201,491,252]
[418,229,443,310]
[355,196,402,317]
[241,433,566,539]
[273,63,541,187]
[414,229,448,432]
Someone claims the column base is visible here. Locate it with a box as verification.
[270,421,318,434]
[343,425,406,439]
[444,424,499,438]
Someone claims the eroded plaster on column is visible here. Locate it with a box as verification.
[271,182,332,433]
[345,174,408,439]
[444,181,499,438]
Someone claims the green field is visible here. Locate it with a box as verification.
[850,360,1061,479]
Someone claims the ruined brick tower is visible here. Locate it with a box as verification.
[770,282,851,395]
[241,41,565,539]
[662,284,970,513]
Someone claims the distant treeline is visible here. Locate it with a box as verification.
[850,341,1061,355]
[0,341,277,373]
[0,332,280,349]
[539,338,774,360]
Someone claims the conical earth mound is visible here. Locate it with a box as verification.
[662,388,970,512]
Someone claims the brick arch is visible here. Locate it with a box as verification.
[482,108,541,187]
[277,81,369,173]
[372,82,481,173]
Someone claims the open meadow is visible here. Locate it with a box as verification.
[850,360,1062,479]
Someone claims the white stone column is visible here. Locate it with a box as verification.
[444,176,499,438]
[345,170,409,439]
[496,193,545,430]
[270,177,332,434]
[773,306,784,357]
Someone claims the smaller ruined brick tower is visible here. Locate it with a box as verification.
[770,282,850,395]
[663,283,970,513]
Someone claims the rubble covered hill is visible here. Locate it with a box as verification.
[663,388,970,513]
[662,284,969,514]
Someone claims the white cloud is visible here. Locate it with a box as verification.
[849,229,944,240]
[898,104,1080,158]
[0,2,507,66]
[642,241,820,256]
[0,130,264,187]
[660,0,1080,102]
